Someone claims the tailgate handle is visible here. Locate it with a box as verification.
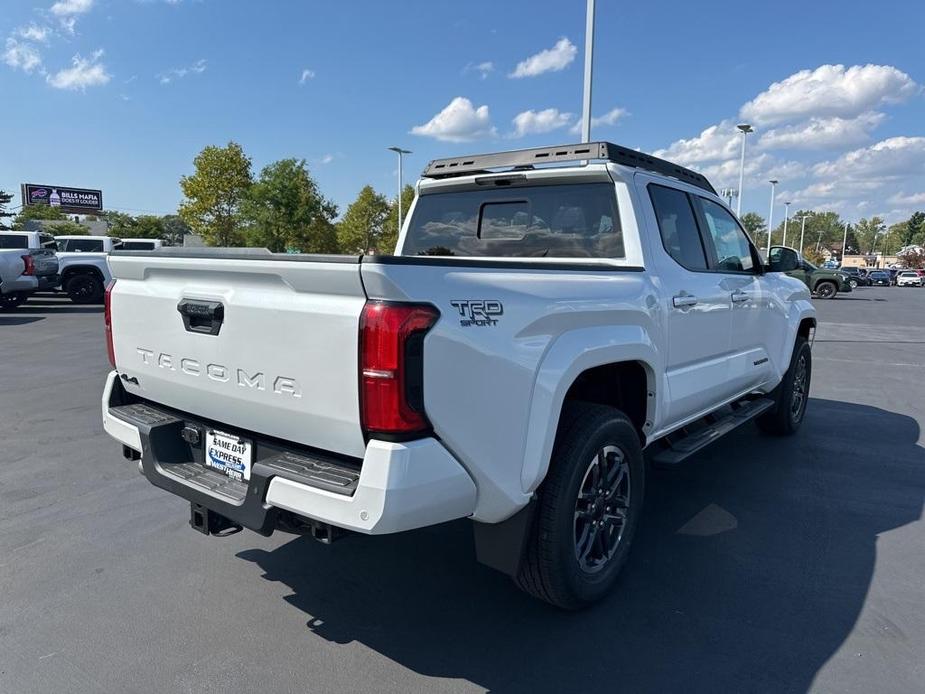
[177,299,224,336]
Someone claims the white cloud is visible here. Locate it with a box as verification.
[740,64,918,125]
[411,96,496,142]
[158,58,206,84]
[50,0,94,16]
[320,154,334,164]
[510,38,576,78]
[46,49,110,90]
[812,136,925,180]
[888,191,925,206]
[757,112,885,150]
[511,107,573,138]
[569,106,628,134]
[463,61,494,80]
[299,68,315,85]
[653,119,740,166]
[17,24,51,43]
[3,38,42,73]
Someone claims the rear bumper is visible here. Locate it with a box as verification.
[36,273,60,290]
[101,371,476,535]
[1,276,38,294]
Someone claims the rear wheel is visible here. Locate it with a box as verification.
[814,281,837,299]
[848,278,858,289]
[0,292,27,310]
[515,403,645,610]
[65,273,104,304]
[757,337,811,436]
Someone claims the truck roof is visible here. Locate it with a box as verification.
[422,141,715,194]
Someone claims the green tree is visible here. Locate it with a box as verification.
[337,185,390,254]
[739,212,764,243]
[179,141,253,246]
[44,220,88,236]
[380,184,415,255]
[243,158,337,253]
[162,214,192,246]
[852,217,886,254]
[0,190,13,229]
[102,210,138,237]
[13,203,65,229]
[129,215,165,239]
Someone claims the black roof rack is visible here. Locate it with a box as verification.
[422,141,716,194]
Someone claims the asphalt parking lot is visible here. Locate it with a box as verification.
[2,288,923,694]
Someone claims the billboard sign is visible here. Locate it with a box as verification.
[21,183,103,214]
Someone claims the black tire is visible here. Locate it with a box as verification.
[65,273,104,304]
[814,281,837,299]
[0,291,26,310]
[757,337,811,436]
[515,403,645,610]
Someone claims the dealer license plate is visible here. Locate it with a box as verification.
[204,429,252,482]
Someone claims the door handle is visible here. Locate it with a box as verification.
[672,295,698,308]
[177,299,225,336]
[731,290,750,303]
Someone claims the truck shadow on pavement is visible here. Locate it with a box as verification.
[238,398,924,693]
[20,298,103,314]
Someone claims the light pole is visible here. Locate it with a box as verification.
[766,179,778,254]
[798,215,810,253]
[841,221,850,265]
[387,147,412,239]
[782,201,791,246]
[581,0,596,143]
[736,124,753,217]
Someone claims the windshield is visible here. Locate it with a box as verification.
[0,235,28,249]
[402,182,624,258]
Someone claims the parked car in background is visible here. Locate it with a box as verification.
[119,239,164,251]
[840,267,869,288]
[896,271,923,287]
[54,235,121,304]
[868,270,892,286]
[0,231,60,292]
[0,249,38,309]
[770,246,852,299]
[101,141,817,609]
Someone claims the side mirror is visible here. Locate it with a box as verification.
[768,245,800,273]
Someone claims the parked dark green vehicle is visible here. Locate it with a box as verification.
[769,246,852,299]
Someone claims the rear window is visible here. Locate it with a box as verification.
[120,240,155,250]
[58,238,105,252]
[402,182,624,258]
[0,235,28,249]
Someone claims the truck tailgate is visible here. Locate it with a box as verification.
[108,253,368,459]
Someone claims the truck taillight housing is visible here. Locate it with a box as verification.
[20,254,35,276]
[104,279,116,367]
[359,301,439,439]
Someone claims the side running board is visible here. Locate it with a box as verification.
[649,398,774,466]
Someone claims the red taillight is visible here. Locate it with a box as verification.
[359,301,439,438]
[20,254,35,276]
[104,279,116,367]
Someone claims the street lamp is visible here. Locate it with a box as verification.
[736,124,753,217]
[841,221,850,264]
[387,146,412,239]
[766,179,778,254]
[782,201,791,246]
[798,214,811,253]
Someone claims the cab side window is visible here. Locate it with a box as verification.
[696,198,755,273]
[648,184,708,271]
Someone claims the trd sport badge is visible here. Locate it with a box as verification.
[449,300,504,327]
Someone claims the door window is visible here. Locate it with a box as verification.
[696,198,756,273]
[648,184,707,270]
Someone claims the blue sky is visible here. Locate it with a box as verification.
[2,0,923,224]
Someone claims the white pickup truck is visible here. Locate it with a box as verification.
[102,142,816,608]
[55,235,122,303]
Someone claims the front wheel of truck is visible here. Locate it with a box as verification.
[515,403,644,610]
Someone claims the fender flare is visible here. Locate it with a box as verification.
[520,324,660,494]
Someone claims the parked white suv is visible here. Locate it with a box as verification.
[101,142,816,608]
